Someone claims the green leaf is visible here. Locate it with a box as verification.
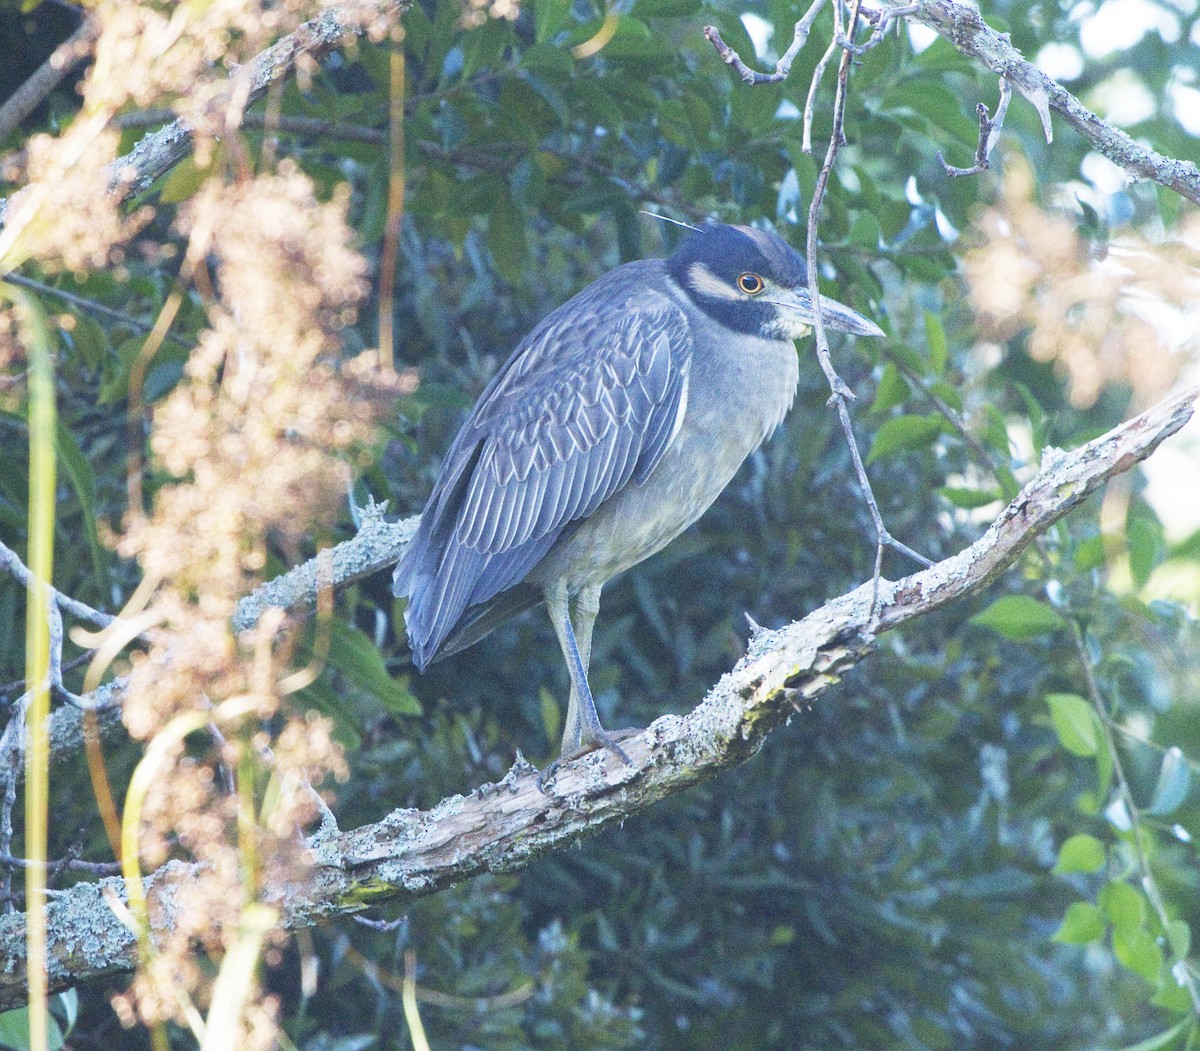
[1096,732,1114,796]
[0,1006,64,1051]
[488,196,528,285]
[1100,880,1148,936]
[67,312,109,370]
[971,595,1065,641]
[1074,534,1106,572]
[1114,1019,1191,1051]
[1053,833,1105,874]
[1128,515,1164,588]
[632,0,701,16]
[928,379,963,412]
[769,925,796,946]
[1150,979,1194,1014]
[1167,919,1191,961]
[159,155,212,204]
[923,311,947,376]
[1052,901,1106,944]
[1147,746,1191,816]
[539,685,561,752]
[865,412,944,464]
[871,362,910,415]
[937,486,1001,509]
[1113,924,1164,981]
[981,404,1012,456]
[55,420,105,585]
[533,0,573,40]
[1045,693,1100,757]
[849,210,882,249]
[1014,381,1048,449]
[327,620,421,717]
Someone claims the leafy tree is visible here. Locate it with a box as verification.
[0,0,1196,1049]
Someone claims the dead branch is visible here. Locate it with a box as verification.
[0,386,1192,1008]
[910,0,1200,203]
[939,76,1011,178]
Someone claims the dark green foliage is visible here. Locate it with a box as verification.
[2,0,1198,1047]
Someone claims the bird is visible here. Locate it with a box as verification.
[392,221,884,776]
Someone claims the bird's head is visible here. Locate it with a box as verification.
[665,222,884,340]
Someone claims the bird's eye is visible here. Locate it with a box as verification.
[737,273,765,295]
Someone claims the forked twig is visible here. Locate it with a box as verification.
[703,0,827,85]
[939,77,1011,177]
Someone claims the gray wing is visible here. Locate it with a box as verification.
[394,279,692,669]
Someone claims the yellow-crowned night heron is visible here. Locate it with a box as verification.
[393,222,883,771]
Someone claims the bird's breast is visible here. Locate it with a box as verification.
[531,333,799,592]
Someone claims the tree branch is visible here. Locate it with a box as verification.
[1,386,1193,1007]
[910,0,1200,203]
[0,15,100,144]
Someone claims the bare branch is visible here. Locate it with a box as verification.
[0,539,114,631]
[938,76,1011,177]
[703,0,827,85]
[910,0,1200,203]
[231,498,415,633]
[0,15,100,144]
[2,272,195,350]
[805,0,930,612]
[0,386,1192,1007]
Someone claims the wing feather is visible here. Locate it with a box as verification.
[395,274,693,666]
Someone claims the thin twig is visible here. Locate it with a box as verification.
[702,0,827,85]
[805,0,930,618]
[3,272,195,351]
[836,2,919,54]
[802,37,839,154]
[0,539,114,630]
[938,77,1011,177]
[886,354,997,471]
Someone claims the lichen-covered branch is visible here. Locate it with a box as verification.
[911,0,1200,204]
[231,500,416,632]
[1,386,1192,1008]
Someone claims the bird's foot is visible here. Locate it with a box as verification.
[536,727,639,792]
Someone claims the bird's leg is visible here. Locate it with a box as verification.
[541,582,631,784]
[563,583,602,755]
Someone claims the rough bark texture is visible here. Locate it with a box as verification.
[0,387,1192,1009]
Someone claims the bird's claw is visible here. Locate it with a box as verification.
[535,728,638,793]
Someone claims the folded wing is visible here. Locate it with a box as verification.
[394,284,692,668]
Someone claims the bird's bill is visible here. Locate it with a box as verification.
[769,286,885,338]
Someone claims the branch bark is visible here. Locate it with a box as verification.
[911,0,1200,204]
[0,16,100,145]
[1,386,1193,1008]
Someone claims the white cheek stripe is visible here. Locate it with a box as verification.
[687,262,744,302]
